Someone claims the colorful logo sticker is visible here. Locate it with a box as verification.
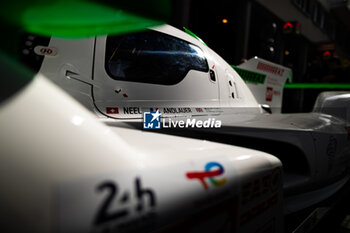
[34,46,57,56]
[186,162,227,190]
[143,110,161,129]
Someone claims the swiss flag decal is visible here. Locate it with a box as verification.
[106,107,119,114]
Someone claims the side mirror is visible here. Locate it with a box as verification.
[260,104,272,114]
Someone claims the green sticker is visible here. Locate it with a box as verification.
[232,65,266,84]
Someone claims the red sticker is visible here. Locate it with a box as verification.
[266,87,273,102]
[106,107,119,114]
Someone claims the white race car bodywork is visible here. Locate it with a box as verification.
[39,25,260,118]
[13,23,350,231]
[0,57,283,232]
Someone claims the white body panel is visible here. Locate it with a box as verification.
[40,25,260,119]
[0,71,283,232]
[313,91,350,125]
[35,24,350,220]
[152,108,350,213]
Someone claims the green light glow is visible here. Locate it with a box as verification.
[1,0,166,38]
[22,1,162,38]
[284,83,350,89]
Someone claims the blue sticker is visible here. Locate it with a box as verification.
[143,111,161,129]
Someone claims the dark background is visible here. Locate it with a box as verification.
[170,0,350,113]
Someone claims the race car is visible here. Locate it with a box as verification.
[27,23,350,220]
[1,42,285,233]
[2,0,348,229]
[0,1,286,233]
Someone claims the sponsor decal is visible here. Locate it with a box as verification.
[163,108,192,114]
[266,87,273,102]
[58,160,237,233]
[106,107,119,114]
[58,175,157,233]
[240,168,282,225]
[257,62,284,77]
[195,108,204,112]
[34,46,57,56]
[241,168,281,205]
[143,110,161,129]
[94,178,156,225]
[266,76,283,87]
[273,90,281,96]
[186,162,227,190]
